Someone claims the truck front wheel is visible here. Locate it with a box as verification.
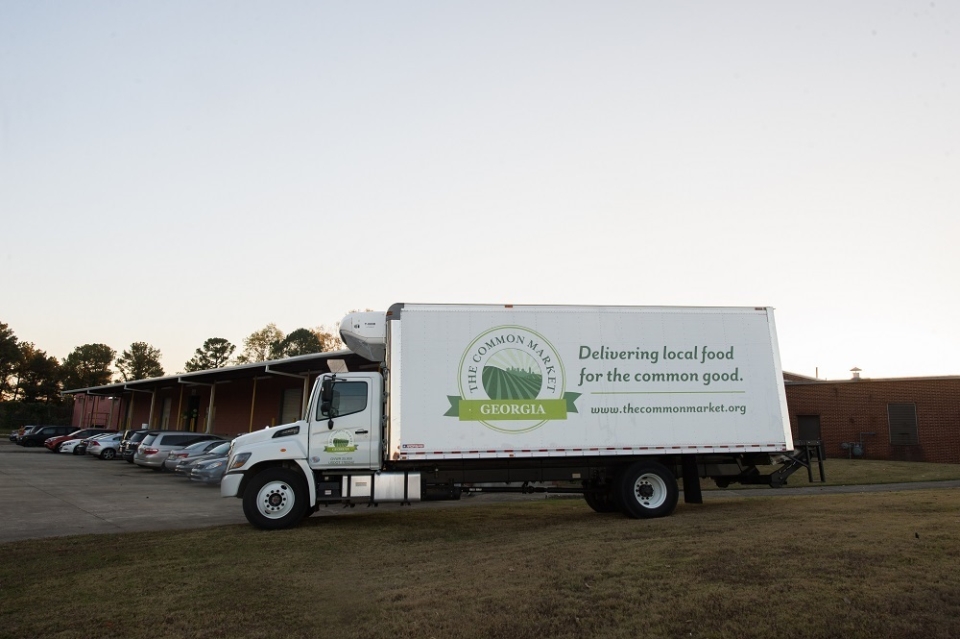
[243,468,309,530]
[618,461,678,519]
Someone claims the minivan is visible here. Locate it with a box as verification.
[133,431,223,471]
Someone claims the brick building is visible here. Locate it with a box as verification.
[65,354,960,465]
[784,372,960,464]
[64,351,378,437]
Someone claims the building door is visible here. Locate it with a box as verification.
[798,415,821,442]
[185,396,201,432]
[160,398,172,429]
[280,387,303,425]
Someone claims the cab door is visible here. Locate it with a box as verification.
[308,375,379,470]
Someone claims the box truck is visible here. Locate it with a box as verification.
[223,303,813,530]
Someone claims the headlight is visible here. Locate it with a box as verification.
[206,460,225,469]
[228,452,251,470]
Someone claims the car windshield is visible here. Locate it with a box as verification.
[209,442,231,455]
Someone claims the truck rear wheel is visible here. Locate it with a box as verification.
[243,468,309,530]
[583,483,619,513]
[618,461,678,519]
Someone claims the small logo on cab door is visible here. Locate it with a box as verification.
[324,431,358,453]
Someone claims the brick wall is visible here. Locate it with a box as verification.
[784,377,960,464]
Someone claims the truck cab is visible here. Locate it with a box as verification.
[309,373,382,470]
[221,371,412,529]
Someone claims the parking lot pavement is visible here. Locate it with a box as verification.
[0,440,543,543]
[0,440,247,543]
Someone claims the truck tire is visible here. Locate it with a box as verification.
[243,468,309,530]
[617,461,678,519]
[583,484,619,513]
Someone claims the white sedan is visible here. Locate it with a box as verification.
[59,439,85,454]
[86,433,125,460]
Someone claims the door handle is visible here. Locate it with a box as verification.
[355,430,369,434]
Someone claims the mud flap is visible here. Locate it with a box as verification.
[682,455,703,504]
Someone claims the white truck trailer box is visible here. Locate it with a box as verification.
[224,303,809,530]
[381,304,791,461]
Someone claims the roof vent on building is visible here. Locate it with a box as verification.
[850,367,862,380]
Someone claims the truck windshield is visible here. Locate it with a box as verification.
[317,381,368,420]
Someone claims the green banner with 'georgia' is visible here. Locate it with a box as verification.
[445,394,581,421]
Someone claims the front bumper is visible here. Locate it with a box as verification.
[221,472,242,497]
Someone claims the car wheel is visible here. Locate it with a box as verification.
[101,448,116,460]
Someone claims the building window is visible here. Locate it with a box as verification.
[887,403,919,445]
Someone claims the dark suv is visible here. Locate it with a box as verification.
[18,425,76,448]
[120,429,151,463]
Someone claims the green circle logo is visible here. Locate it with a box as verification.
[457,325,566,433]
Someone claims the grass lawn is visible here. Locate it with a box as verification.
[807,458,960,485]
[2,480,960,639]
[702,457,960,491]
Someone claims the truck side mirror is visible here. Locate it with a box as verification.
[320,401,332,416]
[320,377,335,403]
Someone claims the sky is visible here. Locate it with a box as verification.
[1,1,957,381]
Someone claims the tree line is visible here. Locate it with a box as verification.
[0,321,343,403]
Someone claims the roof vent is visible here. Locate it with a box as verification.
[850,367,862,380]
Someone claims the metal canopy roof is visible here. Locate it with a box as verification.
[62,350,379,397]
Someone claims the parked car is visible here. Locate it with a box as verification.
[188,455,230,484]
[45,428,115,453]
[59,438,86,454]
[86,433,125,460]
[18,425,76,448]
[73,433,116,456]
[134,431,223,471]
[164,440,230,472]
[173,441,232,475]
[8,430,19,442]
[14,425,41,444]
[120,430,151,463]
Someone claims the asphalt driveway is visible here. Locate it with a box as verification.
[0,439,246,543]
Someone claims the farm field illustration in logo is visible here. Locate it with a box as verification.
[446,325,579,433]
[324,430,357,453]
